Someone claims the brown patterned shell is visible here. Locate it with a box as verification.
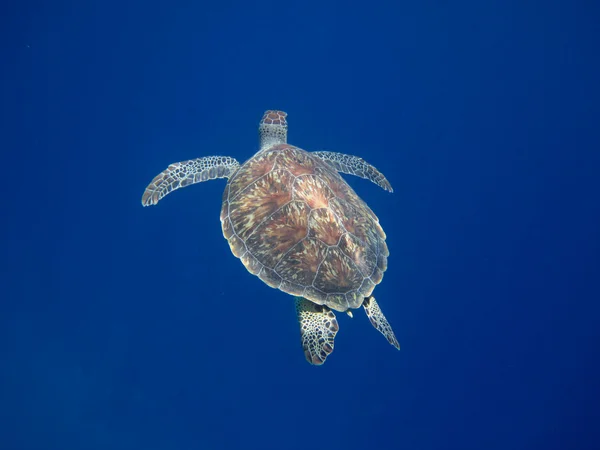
[220,144,388,312]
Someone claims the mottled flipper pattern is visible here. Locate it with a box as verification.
[142,156,240,206]
[313,151,393,192]
[363,296,400,349]
[295,297,339,365]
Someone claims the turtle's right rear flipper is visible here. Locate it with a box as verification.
[363,296,400,350]
[141,156,240,206]
[295,297,339,365]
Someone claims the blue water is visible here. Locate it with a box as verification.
[2,1,599,449]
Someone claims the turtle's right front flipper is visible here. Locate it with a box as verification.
[142,156,240,206]
[295,297,339,365]
[312,151,393,192]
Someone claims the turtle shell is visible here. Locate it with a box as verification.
[220,144,388,312]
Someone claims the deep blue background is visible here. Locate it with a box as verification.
[2,1,599,449]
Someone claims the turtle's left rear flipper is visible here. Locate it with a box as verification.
[295,297,339,365]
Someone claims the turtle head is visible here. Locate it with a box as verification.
[259,110,288,151]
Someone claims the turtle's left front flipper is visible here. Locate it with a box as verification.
[295,297,339,365]
[142,156,240,206]
[363,296,400,349]
[312,151,393,192]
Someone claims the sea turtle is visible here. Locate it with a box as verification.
[142,110,399,365]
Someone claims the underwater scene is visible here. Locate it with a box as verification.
[2,1,599,449]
